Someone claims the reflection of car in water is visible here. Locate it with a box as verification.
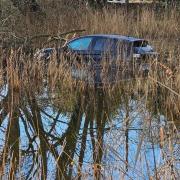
[35,34,158,83]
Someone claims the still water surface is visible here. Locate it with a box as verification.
[0,80,179,179]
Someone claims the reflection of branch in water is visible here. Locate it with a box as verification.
[125,102,129,173]
[19,116,37,180]
[47,110,61,134]
[39,109,69,134]
[55,94,84,179]
[1,87,20,179]
[78,92,94,179]
[24,94,48,179]
[93,90,109,179]
[90,115,96,160]
[20,114,36,149]
[0,93,9,127]
[21,91,62,179]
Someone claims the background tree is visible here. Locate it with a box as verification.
[10,0,42,15]
[86,0,107,8]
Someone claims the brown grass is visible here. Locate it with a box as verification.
[0,1,179,179]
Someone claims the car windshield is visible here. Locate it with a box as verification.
[133,40,148,47]
[68,37,93,51]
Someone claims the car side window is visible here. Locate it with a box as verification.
[93,38,115,52]
[93,38,107,51]
[133,40,148,47]
[68,37,93,51]
[115,41,133,60]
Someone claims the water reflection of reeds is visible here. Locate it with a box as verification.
[0,70,179,179]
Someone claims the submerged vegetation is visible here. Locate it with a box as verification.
[0,1,179,179]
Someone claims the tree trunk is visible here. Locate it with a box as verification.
[125,0,129,13]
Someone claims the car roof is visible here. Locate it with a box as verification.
[69,34,146,42]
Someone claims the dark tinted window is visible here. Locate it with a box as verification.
[93,38,115,52]
[68,37,93,50]
[115,41,133,59]
[133,40,148,47]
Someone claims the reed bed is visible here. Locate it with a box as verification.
[0,1,179,179]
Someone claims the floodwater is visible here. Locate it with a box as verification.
[0,78,179,180]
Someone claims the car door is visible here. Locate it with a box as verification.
[90,37,116,62]
[66,37,95,80]
[89,37,118,82]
